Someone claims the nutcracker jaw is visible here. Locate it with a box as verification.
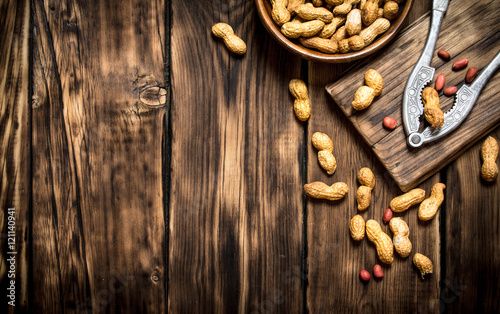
[405,53,500,148]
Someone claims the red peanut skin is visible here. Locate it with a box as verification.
[438,49,451,61]
[373,265,384,279]
[383,117,397,130]
[435,74,445,91]
[360,270,371,282]
[452,58,469,71]
[382,208,393,223]
[466,67,478,83]
[444,86,457,96]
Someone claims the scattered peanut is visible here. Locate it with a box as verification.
[346,9,363,36]
[372,264,384,279]
[296,3,334,23]
[413,253,433,279]
[359,269,371,282]
[418,183,446,221]
[312,132,337,175]
[481,136,499,182]
[435,74,445,91]
[212,23,247,55]
[358,167,375,188]
[352,86,375,110]
[289,79,311,121]
[422,87,444,128]
[271,0,291,26]
[466,67,478,83]
[437,49,451,61]
[365,69,384,96]
[383,1,399,20]
[443,86,457,96]
[390,188,425,213]
[300,37,339,53]
[352,69,383,110]
[389,218,412,258]
[350,215,366,241]
[357,167,375,211]
[383,116,397,130]
[452,58,469,71]
[304,181,349,201]
[281,19,325,38]
[382,208,393,223]
[366,220,394,264]
[362,0,379,26]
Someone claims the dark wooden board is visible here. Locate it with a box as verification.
[31,0,167,312]
[326,0,500,191]
[0,0,30,311]
[169,0,304,312]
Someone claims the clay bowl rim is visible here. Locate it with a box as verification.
[255,0,414,63]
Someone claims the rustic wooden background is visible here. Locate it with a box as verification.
[1,0,498,313]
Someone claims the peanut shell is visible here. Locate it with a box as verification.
[350,215,365,241]
[390,188,425,213]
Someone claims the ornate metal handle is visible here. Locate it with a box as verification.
[407,50,500,148]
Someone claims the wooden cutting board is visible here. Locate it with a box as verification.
[326,0,500,191]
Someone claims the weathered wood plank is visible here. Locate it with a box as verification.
[31,0,167,312]
[326,0,500,191]
[0,0,30,311]
[169,0,304,312]
[442,128,500,313]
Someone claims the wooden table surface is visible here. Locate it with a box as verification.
[1,0,499,313]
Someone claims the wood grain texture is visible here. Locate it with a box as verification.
[326,0,500,191]
[306,63,440,313]
[0,0,497,311]
[31,0,167,312]
[0,0,30,311]
[442,128,500,313]
[169,0,304,312]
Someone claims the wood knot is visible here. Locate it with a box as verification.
[150,269,161,283]
[139,86,168,108]
[32,95,42,109]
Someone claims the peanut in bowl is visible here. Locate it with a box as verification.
[255,0,414,63]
